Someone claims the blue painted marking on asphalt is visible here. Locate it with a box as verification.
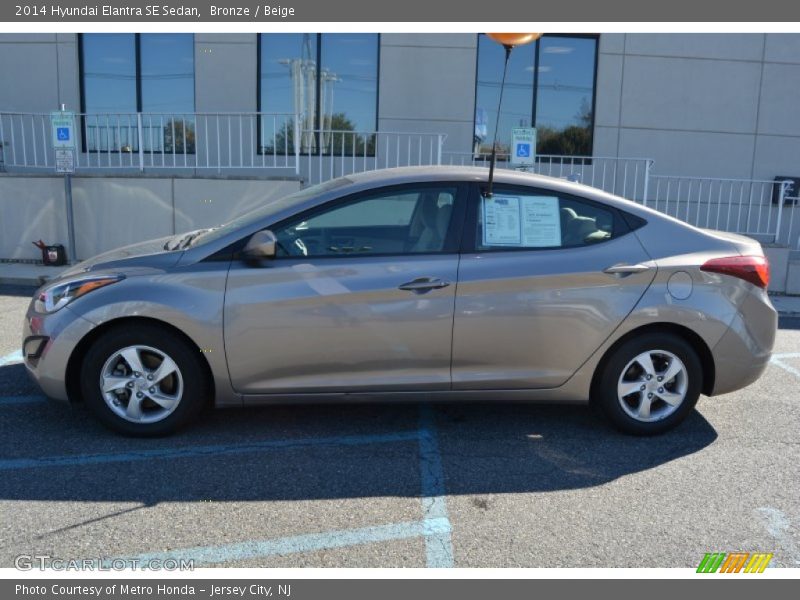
[0,395,46,406]
[772,352,800,359]
[418,404,454,568]
[128,518,451,566]
[0,350,23,367]
[0,430,419,471]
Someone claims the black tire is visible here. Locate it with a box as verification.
[80,323,210,436]
[593,332,703,435]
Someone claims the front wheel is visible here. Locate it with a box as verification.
[80,324,210,436]
[594,332,703,435]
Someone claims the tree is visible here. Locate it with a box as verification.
[475,99,594,158]
[163,118,195,154]
[267,112,375,156]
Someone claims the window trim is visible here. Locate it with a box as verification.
[78,33,196,154]
[460,182,631,254]
[256,33,381,156]
[473,33,600,159]
[235,181,469,261]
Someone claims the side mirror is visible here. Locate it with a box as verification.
[243,229,277,260]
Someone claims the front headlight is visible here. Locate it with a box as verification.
[34,274,125,314]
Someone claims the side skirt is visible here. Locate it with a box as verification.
[239,389,589,407]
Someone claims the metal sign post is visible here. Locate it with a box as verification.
[51,107,77,264]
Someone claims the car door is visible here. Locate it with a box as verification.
[224,182,467,394]
[452,183,656,390]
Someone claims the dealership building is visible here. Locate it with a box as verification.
[1,32,799,291]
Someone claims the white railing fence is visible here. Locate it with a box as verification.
[645,176,798,246]
[0,111,298,172]
[2,110,799,248]
[443,152,654,202]
[300,130,446,185]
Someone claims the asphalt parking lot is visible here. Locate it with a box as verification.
[0,283,798,569]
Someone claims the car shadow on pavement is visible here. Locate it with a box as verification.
[0,284,37,298]
[0,359,718,504]
[778,315,800,330]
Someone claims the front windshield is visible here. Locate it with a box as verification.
[189,177,354,247]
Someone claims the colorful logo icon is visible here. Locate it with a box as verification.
[697,552,773,573]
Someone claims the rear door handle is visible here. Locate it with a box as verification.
[398,277,451,293]
[603,263,651,275]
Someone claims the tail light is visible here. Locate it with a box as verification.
[700,255,770,289]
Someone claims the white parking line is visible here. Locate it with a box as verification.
[3,393,457,567]
[770,356,800,380]
[756,507,800,566]
[128,518,451,567]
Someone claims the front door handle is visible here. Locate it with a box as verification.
[398,277,451,293]
[603,263,651,276]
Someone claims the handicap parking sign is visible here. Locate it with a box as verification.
[50,111,75,149]
[511,128,536,167]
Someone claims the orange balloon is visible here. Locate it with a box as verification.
[486,33,542,48]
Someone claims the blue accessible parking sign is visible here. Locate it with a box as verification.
[511,127,536,167]
[50,111,75,149]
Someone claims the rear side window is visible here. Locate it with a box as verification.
[476,191,615,251]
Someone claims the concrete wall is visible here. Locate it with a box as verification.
[194,34,257,113]
[0,34,79,112]
[0,175,301,261]
[594,33,800,180]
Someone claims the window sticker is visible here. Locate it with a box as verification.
[521,196,561,247]
[482,195,522,245]
[482,195,561,247]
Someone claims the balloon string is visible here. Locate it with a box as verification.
[486,45,512,198]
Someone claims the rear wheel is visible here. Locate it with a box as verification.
[81,324,209,436]
[594,332,702,435]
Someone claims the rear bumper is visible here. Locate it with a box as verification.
[22,302,97,402]
[710,289,777,396]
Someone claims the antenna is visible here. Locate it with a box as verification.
[485,44,512,198]
[483,33,542,198]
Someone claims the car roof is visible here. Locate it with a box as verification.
[341,165,560,187]
[335,165,705,233]
[336,165,641,212]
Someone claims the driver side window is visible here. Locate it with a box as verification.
[272,186,459,257]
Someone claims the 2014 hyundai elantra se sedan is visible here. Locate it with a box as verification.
[22,166,777,436]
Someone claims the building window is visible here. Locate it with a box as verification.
[79,33,195,153]
[258,33,379,155]
[474,34,598,158]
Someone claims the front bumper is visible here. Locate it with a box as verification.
[22,301,97,402]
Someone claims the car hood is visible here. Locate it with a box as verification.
[57,235,184,280]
